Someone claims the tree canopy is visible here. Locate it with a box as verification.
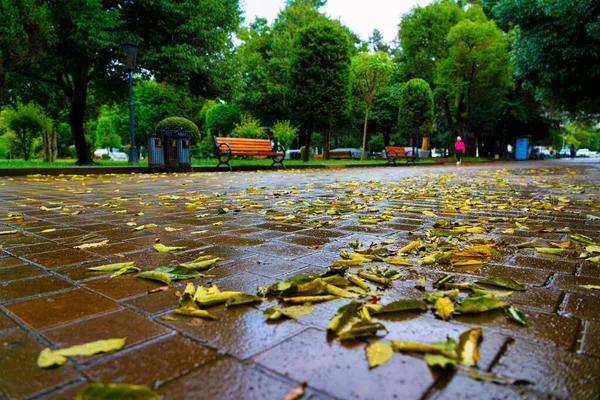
[494,0,600,114]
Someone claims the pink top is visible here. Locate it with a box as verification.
[454,141,466,152]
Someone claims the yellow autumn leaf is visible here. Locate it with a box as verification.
[365,342,393,369]
[435,297,455,320]
[73,240,109,249]
[153,243,187,252]
[0,230,18,235]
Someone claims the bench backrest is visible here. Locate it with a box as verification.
[385,146,407,156]
[214,137,274,152]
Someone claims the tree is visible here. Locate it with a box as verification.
[206,104,241,136]
[11,0,241,164]
[232,114,267,138]
[271,120,299,151]
[435,18,513,154]
[290,19,352,161]
[398,1,464,85]
[351,52,394,159]
[1,102,49,160]
[0,0,52,108]
[398,79,434,147]
[494,0,600,114]
[368,29,391,54]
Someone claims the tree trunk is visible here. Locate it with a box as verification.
[69,67,92,165]
[51,122,58,161]
[360,105,370,160]
[382,130,390,147]
[42,128,50,162]
[302,113,313,162]
[324,122,331,160]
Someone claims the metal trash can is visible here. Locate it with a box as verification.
[146,129,192,172]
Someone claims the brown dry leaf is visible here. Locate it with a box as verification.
[148,286,171,294]
[284,382,307,400]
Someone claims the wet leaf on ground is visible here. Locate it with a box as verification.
[435,297,455,320]
[136,271,172,285]
[365,341,393,369]
[475,277,526,291]
[456,328,482,367]
[38,338,126,368]
[87,262,136,271]
[264,303,314,320]
[455,297,509,314]
[504,305,528,325]
[73,240,109,249]
[74,383,158,400]
[153,243,187,252]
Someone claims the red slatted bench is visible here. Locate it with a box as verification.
[213,136,285,171]
[384,146,416,165]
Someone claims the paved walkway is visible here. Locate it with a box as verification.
[0,160,599,399]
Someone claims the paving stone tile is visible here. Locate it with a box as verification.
[84,334,220,388]
[0,264,45,282]
[253,241,319,260]
[85,241,143,256]
[30,228,88,240]
[552,273,600,295]
[454,308,580,349]
[83,274,165,300]
[511,254,577,274]
[0,256,26,269]
[124,286,183,315]
[199,234,265,247]
[279,234,332,247]
[0,275,72,303]
[581,320,600,357]
[0,329,81,399]
[560,292,600,321]
[8,243,64,256]
[433,373,539,400]
[160,304,306,360]
[24,249,101,269]
[158,358,313,400]
[221,254,309,278]
[0,310,17,332]
[492,339,600,399]
[253,328,436,400]
[36,381,87,400]
[43,309,170,358]
[5,289,121,330]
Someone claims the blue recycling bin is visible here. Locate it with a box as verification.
[515,138,529,160]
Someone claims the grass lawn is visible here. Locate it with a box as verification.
[0,156,499,169]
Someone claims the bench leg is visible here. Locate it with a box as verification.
[216,160,232,171]
[270,157,286,169]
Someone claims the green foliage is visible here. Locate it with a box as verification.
[95,106,122,149]
[435,17,513,139]
[291,19,352,121]
[368,133,385,152]
[300,146,313,160]
[398,79,434,139]
[351,51,394,159]
[233,114,267,138]
[398,1,464,85]
[7,0,242,163]
[494,0,600,114]
[155,117,200,141]
[0,102,49,160]
[0,135,8,158]
[565,119,600,151]
[271,120,299,150]
[206,104,241,136]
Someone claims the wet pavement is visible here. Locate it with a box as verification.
[0,159,599,399]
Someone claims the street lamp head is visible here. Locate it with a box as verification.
[121,37,139,71]
[414,109,422,125]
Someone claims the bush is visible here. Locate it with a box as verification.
[205,103,241,136]
[272,120,299,150]
[156,117,201,143]
[398,78,434,140]
[368,133,385,152]
[233,114,267,138]
[300,146,313,160]
[101,153,110,160]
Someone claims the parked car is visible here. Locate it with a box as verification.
[329,148,363,159]
[576,149,597,158]
[94,148,128,161]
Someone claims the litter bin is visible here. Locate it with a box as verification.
[146,129,192,172]
[515,138,528,160]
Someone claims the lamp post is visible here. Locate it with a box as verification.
[121,38,139,165]
[414,109,422,162]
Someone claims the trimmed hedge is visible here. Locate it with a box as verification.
[156,117,200,142]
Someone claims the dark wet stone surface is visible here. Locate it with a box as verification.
[0,329,81,399]
[0,161,598,399]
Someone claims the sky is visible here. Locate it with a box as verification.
[240,0,432,44]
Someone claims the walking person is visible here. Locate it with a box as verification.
[570,144,576,159]
[454,136,466,165]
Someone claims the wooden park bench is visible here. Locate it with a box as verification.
[384,146,416,165]
[213,136,285,171]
